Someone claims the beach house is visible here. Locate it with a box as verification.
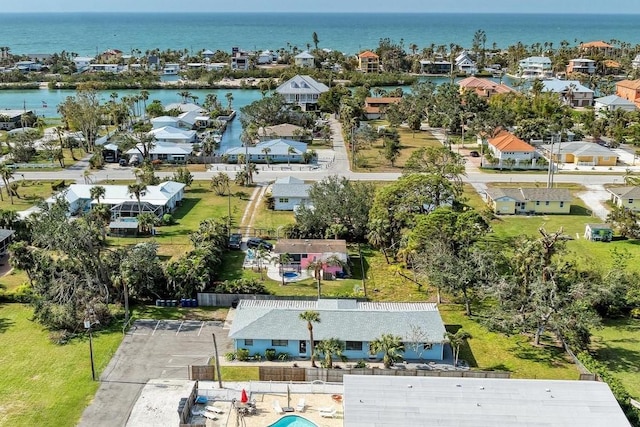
[541,79,594,107]
[358,50,380,73]
[0,109,33,130]
[270,176,311,211]
[276,75,329,111]
[486,131,537,168]
[224,139,307,164]
[566,58,597,75]
[363,97,402,119]
[541,141,618,166]
[608,186,640,212]
[616,79,640,109]
[518,56,553,79]
[229,298,447,361]
[485,187,572,215]
[580,40,616,57]
[294,51,315,68]
[457,76,515,98]
[594,95,637,115]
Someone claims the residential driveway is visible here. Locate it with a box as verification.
[78,319,233,427]
[577,184,611,221]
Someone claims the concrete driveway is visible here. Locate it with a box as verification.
[78,319,233,427]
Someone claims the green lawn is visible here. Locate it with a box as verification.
[0,303,123,426]
[440,305,580,379]
[591,318,640,400]
[0,180,57,211]
[251,200,295,234]
[106,181,249,259]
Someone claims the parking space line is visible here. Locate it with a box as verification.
[152,320,161,336]
[197,321,204,336]
[176,320,184,335]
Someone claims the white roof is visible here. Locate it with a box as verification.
[344,376,631,427]
[276,75,329,95]
[126,142,192,156]
[47,181,186,207]
[148,126,196,141]
[542,79,593,93]
[595,95,636,107]
[295,51,315,59]
[225,139,307,156]
[164,103,206,114]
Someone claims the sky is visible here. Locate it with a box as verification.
[3,0,640,14]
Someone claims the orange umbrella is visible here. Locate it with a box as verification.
[241,388,248,403]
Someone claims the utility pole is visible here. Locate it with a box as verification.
[212,334,223,388]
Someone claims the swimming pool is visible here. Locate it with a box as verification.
[267,415,318,427]
[283,272,299,279]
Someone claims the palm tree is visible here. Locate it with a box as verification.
[314,338,345,369]
[136,212,158,235]
[287,145,296,166]
[90,185,106,206]
[369,334,404,368]
[299,311,320,367]
[140,90,149,117]
[312,32,320,50]
[307,255,346,298]
[178,91,192,103]
[445,329,472,367]
[272,252,293,286]
[127,182,147,217]
[225,92,234,112]
[0,163,14,205]
[261,147,272,166]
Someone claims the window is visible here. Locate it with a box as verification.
[536,201,540,206]
[545,201,550,206]
[629,199,634,204]
[560,201,564,208]
[244,339,253,346]
[345,341,362,351]
[272,339,288,347]
[278,198,289,203]
[157,154,168,160]
[301,254,308,259]
[422,343,433,350]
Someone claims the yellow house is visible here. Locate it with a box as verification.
[486,187,572,215]
[608,186,640,212]
[541,141,618,167]
[358,50,380,73]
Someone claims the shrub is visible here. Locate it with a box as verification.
[277,352,291,362]
[11,284,33,303]
[162,213,174,225]
[236,348,250,361]
[265,348,277,361]
[49,330,71,345]
[354,360,369,369]
[251,352,262,361]
[224,351,236,362]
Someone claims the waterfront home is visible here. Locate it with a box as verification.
[594,95,637,115]
[358,50,380,73]
[487,131,536,168]
[258,123,306,141]
[163,63,180,75]
[633,54,640,70]
[276,75,329,112]
[257,50,275,65]
[273,239,348,275]
[566,58,596,75]
[0,229,15,256]
[363,97,401,119]
[294,51,315,68]
[419,60,451,74]
[164,102,207,115]
[457,76,515,98]
[584,223,613,242]
[126,141,193,164]
[518,56,553,79]
[541,141,618,166]
[608,186,640,212]
[454,50,477,75]
[148,126,197,144]
[201,49,215,60]
[343,376,630,427]
[87,64,121,73]
[14,61,42,72]
[616,79,640,109]
[46,181,186,218]
[580,40,616,57]
[0,109,33,130]
[72,56,94,71]
[485,187,572,215]
[224,139,307,164]
[231,47,250,70]
[270,177,311,211]
[229,298,447,361]
[541,79,594,107]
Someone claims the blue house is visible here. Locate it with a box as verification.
[229,299,447,361]
[224,139,307,164]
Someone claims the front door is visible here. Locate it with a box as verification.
[299,340,307,355]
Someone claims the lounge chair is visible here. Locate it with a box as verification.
[273,400,284,414]
[203,411,218,420]
[205,405,224,414]
[296,398,306,412]
[319,406,337,418]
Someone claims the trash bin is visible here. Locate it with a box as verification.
[180,298,186,307]
[191,298,198,307]
[171,300,178,307]
[159,300,166,307]
[155,299,162,307]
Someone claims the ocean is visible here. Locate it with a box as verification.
[1,12,639,57]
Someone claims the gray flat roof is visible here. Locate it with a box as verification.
[343,375,631,427]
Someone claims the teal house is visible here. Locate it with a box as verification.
[584,223,613,242]
[229,299,447,362]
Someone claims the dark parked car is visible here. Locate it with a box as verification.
[469,150,480,157]
[228,233,243,249]
[246,237,273,251]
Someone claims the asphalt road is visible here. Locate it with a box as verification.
[77,319,233,427]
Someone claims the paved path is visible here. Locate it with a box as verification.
[577,184,611,220]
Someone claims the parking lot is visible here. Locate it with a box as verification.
[78,319,233,427]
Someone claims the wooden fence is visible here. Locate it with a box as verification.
[258,366,510,383]
[189,365,215,381]
[197,293,332,307]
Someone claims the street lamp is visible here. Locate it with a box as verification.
[84,311,100,381]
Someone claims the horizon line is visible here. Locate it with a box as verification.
[1,11,638,15]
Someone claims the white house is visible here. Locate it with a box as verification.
[88,64,121,73]
[164,103,207,114]
[487,130,537,167]
[455,50,477,75]
[275,75,329,111]
[149,126,197,144]
[566,58,597,75]
[73,56,94,70]
[224,139,307,164]
[46,181,186,218]
[633,54,640,70]
[163,63,180,75]
[270,176,311,211]
[594,95,637,114]
[541,79,594,107]
[518,56,553,79]
[294,51,315,68]
[257,50,274,65]
[126,141,193,164]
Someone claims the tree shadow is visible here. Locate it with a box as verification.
[445,324,479,368]
[570,204,591,216]
[217,251,247,281]
[170,198,201,221]
[0,306,15,334]
[510,339,571,369]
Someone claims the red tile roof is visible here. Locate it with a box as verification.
[489,131,535,153]
[617,79,640,90]
[359,50,379,59]
[364,97,401,105]
[580,40,613,49]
